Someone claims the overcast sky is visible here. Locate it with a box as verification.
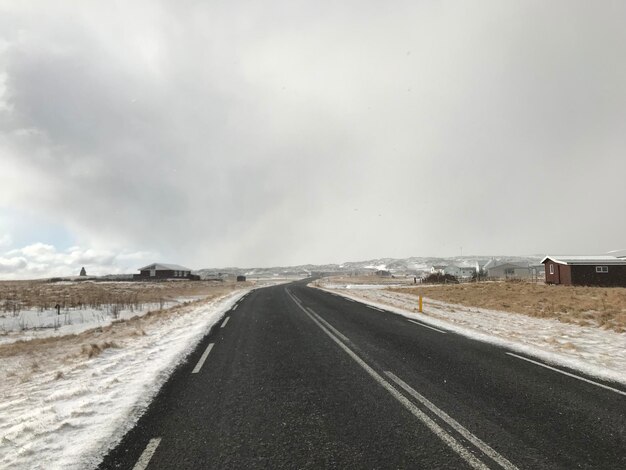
[1,1,625,279]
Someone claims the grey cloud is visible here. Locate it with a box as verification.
[1,1,625,270]
[0,243,153,279]
[0,256,27,273]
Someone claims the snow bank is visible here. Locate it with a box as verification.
[314,284,626,385]
[0,288,249,470]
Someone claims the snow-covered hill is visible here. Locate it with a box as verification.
[196,255,543,279]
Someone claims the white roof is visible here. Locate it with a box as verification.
[139,263,192,271]
[541,256,626,266]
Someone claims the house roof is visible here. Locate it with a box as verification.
[541,256,626,266]
[482,259,497,269]
[139,263,192,271]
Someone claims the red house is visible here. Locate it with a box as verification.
[541,256,626,287]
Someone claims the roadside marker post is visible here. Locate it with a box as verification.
[418,296,423,313]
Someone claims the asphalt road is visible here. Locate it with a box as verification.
[98,280,626,469]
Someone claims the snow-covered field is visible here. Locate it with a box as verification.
[0,297,204,346]
[314,282,626,385]
[0,288,250,470]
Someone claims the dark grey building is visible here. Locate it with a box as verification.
[134,263,196,280]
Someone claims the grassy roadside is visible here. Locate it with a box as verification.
[389,282,626,332]
[0,279,241,314]
[0,282,245,383]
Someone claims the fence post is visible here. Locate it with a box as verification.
[418,296,423,313]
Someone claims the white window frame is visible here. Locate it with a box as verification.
[595,266,608,273]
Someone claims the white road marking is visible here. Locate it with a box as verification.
[506,353,626,397]
[232,303,238,311]
[284,289,499,470]
[345,298,356,302]
[368,305,385,312]
[305,307,350,343]
[133,437,162,470]
[192,343,214,374]
[386,372,518,470]
[407,319,446,334]
[220,317,230,328]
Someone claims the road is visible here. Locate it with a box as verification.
[98,280,626,469]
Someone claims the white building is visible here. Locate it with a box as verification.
[431,264,477,279]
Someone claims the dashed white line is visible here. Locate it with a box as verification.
[407,319,446,334]
[192,343,214,374]
[232,303,238,311]
[506,352,626,397]
[368,305,385,312]
[345,298,356,302]
[133,437,161,470]
[220,316,230,328]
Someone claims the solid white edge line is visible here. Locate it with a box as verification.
[506,353,626,397]
[284,289,490,470]
[220,316,230,328]
[191,343,215,374]
[368,305,384,312]
[133,437,162,470]
[345,298,356,302]
[305,307,350,343]
[407,319,446,334]
[386,372,518,470]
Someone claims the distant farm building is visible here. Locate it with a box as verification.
[375,269,392,277]
[443,265,476,279]
[542,256,626,287]
[134,263,199,280]
[430,265,446,275]
[429,265,476,279]
[236,275,247,282]
[486,262,533,280]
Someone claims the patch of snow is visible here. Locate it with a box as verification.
[0,288,249,470]
[314,284,626,385]
[0,297,197,345]
[363,264,387,270]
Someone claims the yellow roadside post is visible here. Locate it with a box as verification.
[418,296,423,313]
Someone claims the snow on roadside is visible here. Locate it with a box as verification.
[0,298,200,345]
[0,288,250,470]
[314,283,626,385]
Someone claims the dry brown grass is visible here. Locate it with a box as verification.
[389,282,626,332]
[81,341,120,358]
[0,283,241,357]
[0,279,249,314]
[0,282,243,383]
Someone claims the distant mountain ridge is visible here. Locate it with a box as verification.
[196,255,543,279]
